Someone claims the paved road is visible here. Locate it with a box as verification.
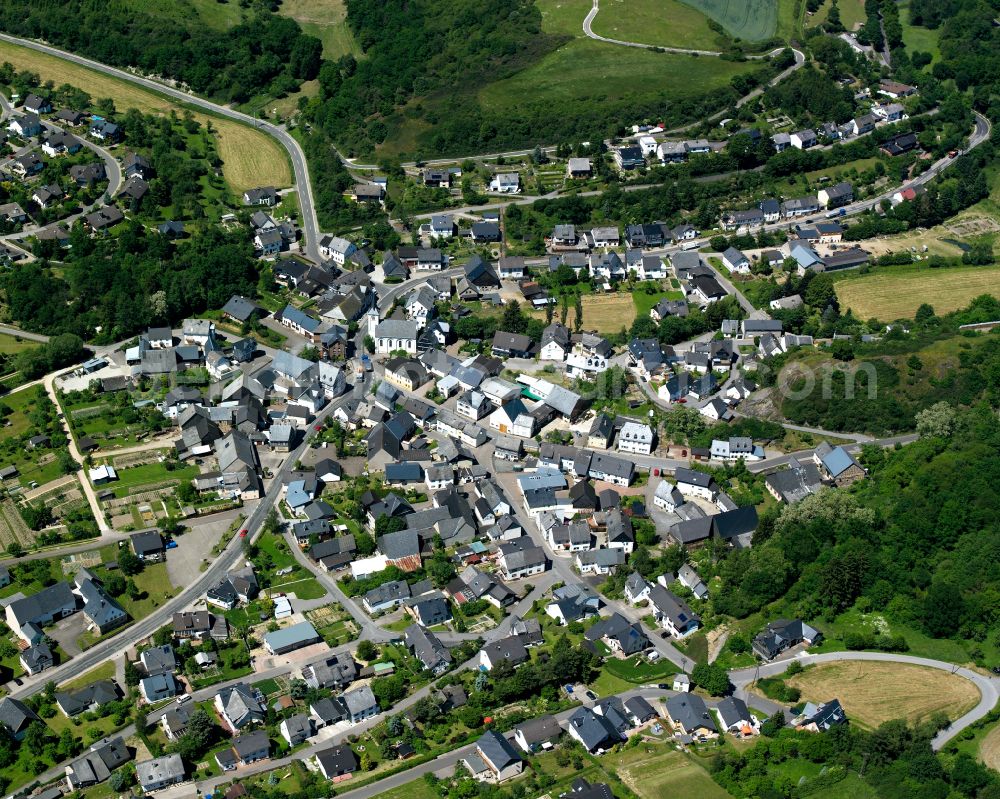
[745,433,919,474]
[0,325,49,343]
[41,370,110,532]
[0,93,122,243]
[0,32,323,263]
[583,0,724,55]
[7,381,366,700]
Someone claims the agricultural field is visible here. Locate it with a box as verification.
[979,724,1000,771]
[834,264,1000,320]
[0,498,37,552]
[306,604,359,647]
[528,292,637,334]
[589,0,727,50]
[277,0,362,59]
[0,41,292,192]
[479,38,763,114]
[97,457,201,499]
[680,0,778,41]
[786,661,981,729]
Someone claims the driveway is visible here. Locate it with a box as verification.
[48,612,88,657]
[167,506,254,587]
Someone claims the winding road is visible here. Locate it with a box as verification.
[0,32,324,263]
[0,92,122,244]
[582,0,726,55]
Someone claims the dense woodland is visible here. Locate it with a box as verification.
[0,1,322,103]
[778,296,1000,433]
[714,397,1000,650]
[1,225,260,341]
[713,719,1000,799]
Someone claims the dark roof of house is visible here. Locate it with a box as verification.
[713,506,759,540]
[131,530,164,555]
[585,612,649,654]
[666,693,717,733]
[0,697,40,733]
[492,331,532,353]
[567,706,622,750]
[233,729,269,758]
[477,730,522,771]
[316,745,357,774]
[515,714,562,745]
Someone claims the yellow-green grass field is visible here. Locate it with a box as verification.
[0,42,292,192]
[124,0,246,30]
[537,0,599,36]
[479,38,763,112]
[787,661,980,729]
[57,659,116,691]
[589,0,726,50]
[815,0,867,31]
[529,293,637,334]
[680,0,778,41]
[835,264,1000,320]
[899,1,941,59]
[979,723,1000,771]
[277,0,362,60]
[0,333,39,356]
[607,747,732,799]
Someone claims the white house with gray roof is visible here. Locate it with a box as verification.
[374,319,419,355]
[136,754,185,792]
[617,421,654,455]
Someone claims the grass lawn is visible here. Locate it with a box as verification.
[0,333,40,355]
[189,660,253,690]
[280,577,326,600]
[679,0,778,41]
[799,156,882,185]
[277,0,362,59]
[252,677,282,696]
[606,745,731,799]
[100,459,201,498]
[478,38,763,114]
[603,654,676,683]
[58,659,116,690]
[359,776,440,799]
[815,0,866,30]
[633,289,685,318]
[813,610,974,664]
[787,661,980,729]
[112,561,176,620]
[0,41,291,192]
[535,0,592,36]
[589,0,727,49]
[899,1,941,59]
[45,707,126,740]
[834,264,1000,321]
[809,772,880,799]
[126,0,246,29]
